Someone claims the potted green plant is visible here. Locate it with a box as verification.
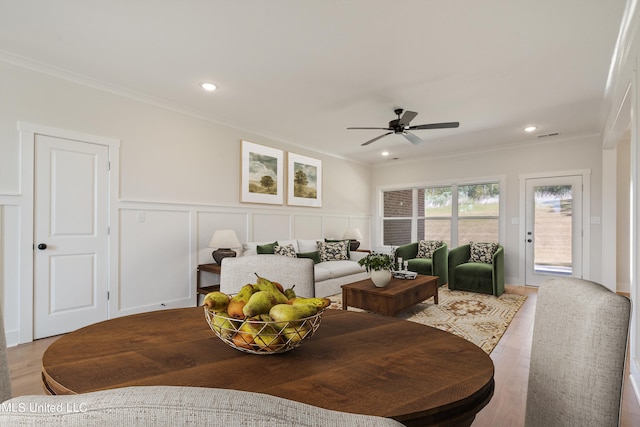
[358,252,395,287]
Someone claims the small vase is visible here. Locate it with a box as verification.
[370,269,392,287]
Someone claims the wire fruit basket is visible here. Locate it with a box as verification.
[204,308,324,355]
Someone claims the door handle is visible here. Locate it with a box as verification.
[37,243,47,250]
[527,239,532,243]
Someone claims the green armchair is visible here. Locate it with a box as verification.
[394,241,448,286]
[448,243,504,296]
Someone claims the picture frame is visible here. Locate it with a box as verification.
[240,140,284,205]
[287,152,322,207]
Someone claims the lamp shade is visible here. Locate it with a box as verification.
[343,228,363,240]
[209,230,241,265]
[209,230,241,249]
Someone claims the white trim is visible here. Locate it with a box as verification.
[518,169,591,286]
[17,122,120,344]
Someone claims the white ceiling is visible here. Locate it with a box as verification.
[0,0,629,164]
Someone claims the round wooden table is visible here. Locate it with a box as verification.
[42,307,494,427]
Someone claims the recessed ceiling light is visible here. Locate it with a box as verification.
[200,82,217,92]
[381,151,390,156]
[524,126,537,132]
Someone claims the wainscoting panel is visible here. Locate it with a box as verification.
[1,203,21,345]
[252,213,291,242]
[119,208,193,313]
[292,214,323,238]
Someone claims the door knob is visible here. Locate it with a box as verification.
[527,239,532,243]
[37,243,47,250]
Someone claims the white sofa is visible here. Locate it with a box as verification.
[221,239,369,298]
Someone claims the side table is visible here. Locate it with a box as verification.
[197,263,221,297]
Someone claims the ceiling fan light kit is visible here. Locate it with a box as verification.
[348,108,459,146]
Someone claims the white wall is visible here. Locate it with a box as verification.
[370,135,604,286]
[0,61,372,345]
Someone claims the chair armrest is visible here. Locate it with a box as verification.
[432,243,449,285]
[395,243,419,261]
[448,244,471,288]
[492,246,505,296]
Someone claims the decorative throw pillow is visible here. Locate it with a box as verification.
[469,242,498,264]
[416,240,443,259]
[324,238,351,257]
[296,251,321,264]
[256,241,278,254]
[317,241,349,262]
[274,244,297,258]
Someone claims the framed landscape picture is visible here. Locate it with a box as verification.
[287,152,322,207]
[240,140,284,205]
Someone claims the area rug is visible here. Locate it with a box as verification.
[327,285,527,354]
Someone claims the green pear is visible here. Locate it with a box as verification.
[269,303,318,327]
[254,276,289,304]
[242,291,278,318]
[203,291,230,312]
[282,325,311,343]
[211,311,235,338]
[291,297,330,309]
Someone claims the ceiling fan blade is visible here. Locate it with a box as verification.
[408,122,460,130]
[361,132,393,146]
[347,127,391,130]
[402,131,424,145]
[398,110,418,127]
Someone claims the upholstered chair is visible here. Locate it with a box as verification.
[394,241,448,286]
[525,278,631,427]
[448,243,504,296]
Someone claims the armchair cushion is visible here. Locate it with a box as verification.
[469,241,498,264]
[417,240,443,259]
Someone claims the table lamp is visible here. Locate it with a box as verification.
[209,230,241,264]
[343,227,363,251]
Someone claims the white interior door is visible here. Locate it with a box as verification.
[525,176,583,286]
[34,134,110,339]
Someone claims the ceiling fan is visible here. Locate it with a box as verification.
[348,108,459,146]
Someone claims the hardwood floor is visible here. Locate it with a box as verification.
[5,285,640,426]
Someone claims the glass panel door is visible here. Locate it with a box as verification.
[525,176,582,285]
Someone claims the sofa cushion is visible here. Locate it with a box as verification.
[256,241,278,254]
[297,251,321,264]
[318,241,349,262]
[274,244,297,258]
[469,242,498,264]
[417,240,443,259]
[314,265,332,282]
[319,260,365,279]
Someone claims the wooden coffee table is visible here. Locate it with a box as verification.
[341,274,438,316]
[41,307,493,427]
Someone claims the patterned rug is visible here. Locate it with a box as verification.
[328,285,527,354]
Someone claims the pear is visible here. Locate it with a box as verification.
[282,325,311,343]
[253,275,289,304]
[228,284,256,319]
[253,323,283,351]
[210,311,235,338]
[232,321,259,349]
[242,291,278,318]
[291,297,331,309]
[202,291,230,312]
[283,285,296,300]
[269,303,318,327]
